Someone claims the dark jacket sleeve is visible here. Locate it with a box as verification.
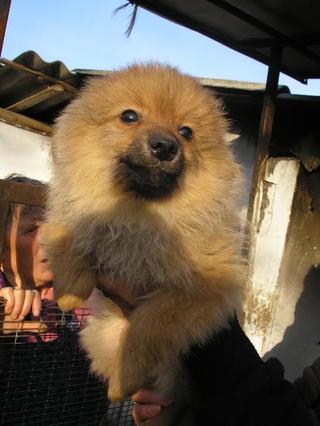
[294,357,320,422]
[184,316,319,426]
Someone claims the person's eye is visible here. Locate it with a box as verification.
[120,109,140,124]
[25,226,38,235]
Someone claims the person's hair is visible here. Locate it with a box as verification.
[5,173,45,187]
[4,174,46,219]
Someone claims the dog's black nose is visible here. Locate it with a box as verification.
[148,135,180,162]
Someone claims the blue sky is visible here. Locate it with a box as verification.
[3,0,320,95]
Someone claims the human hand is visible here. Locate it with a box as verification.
[131,389,173,425]
[0,287,41,319]
[0,287,46,334]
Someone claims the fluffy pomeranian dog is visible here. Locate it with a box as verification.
[43,64,244,425]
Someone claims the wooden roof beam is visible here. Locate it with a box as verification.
[0,0,11,56]
[0,107,52,136]
[6,84,65,112]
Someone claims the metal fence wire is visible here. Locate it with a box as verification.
[0,298,134,426]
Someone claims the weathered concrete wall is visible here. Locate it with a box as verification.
[263,166,320,380]
[242,158,300,355]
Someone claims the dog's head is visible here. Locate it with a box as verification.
[52,64,241,223]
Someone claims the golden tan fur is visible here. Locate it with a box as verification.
[43,64,244,424]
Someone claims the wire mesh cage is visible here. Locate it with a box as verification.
[0,298,134,426]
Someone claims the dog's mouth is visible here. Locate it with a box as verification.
[115,132,184,200]
[118,157,182,199]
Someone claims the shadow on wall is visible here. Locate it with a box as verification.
[264,265,320,381]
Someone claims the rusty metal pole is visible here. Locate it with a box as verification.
[245,44,283,236]
[0,0,11,57]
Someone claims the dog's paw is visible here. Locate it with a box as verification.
[57,294,84,311]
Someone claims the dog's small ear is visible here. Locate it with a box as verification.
[224,131,241,145]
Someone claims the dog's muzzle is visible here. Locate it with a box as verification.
[116,131,184,199]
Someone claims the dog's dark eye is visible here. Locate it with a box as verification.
[121,110,139,124]
[179,126,193,141]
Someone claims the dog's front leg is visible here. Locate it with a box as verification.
[42,222,96,310]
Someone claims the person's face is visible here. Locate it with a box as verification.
[1,204,54,289]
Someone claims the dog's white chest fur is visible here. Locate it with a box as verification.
[80,221,192,293]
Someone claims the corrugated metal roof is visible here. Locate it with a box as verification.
[0,51,80,124]
[132,0,320,83]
